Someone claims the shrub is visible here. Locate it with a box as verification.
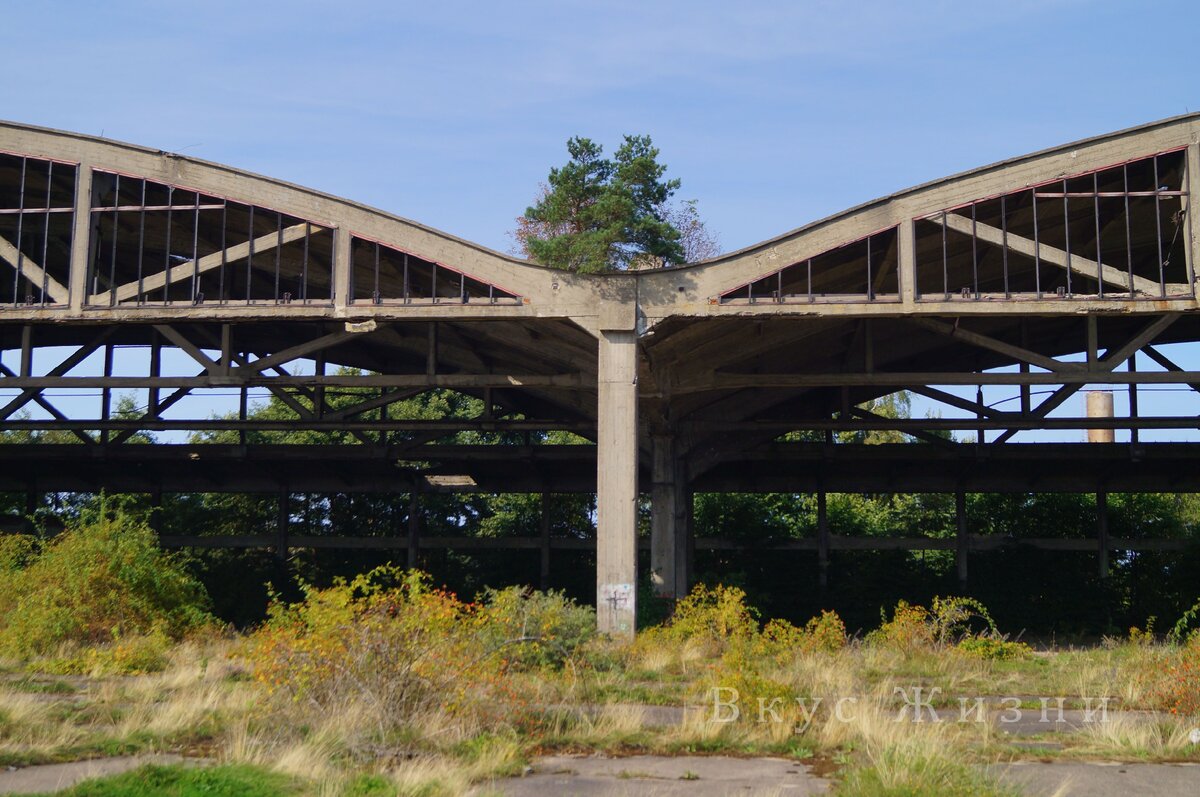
[803,609,849,653]
[1151,639,1200,717]
[867,600,934,651]
[0,510,213,660]
[868,596,1001,652]
[477,585,595,668]
[955,636,1032,661]
[661,583,759,642]
[758,611,848,657]
[245,567,592,729]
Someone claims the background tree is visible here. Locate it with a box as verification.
[513,135,718,271]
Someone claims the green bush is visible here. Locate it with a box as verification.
[955,636,1032,661]
[477,585,595,668]
[661,583,760,642]
[0,510,213,660]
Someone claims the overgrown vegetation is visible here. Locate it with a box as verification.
[2,453,1200,793]
[0,509,212,670]
[0,566,1198,795]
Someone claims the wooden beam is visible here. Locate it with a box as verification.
[909,317,1085,373]
[153,533,1193,553]
[931,212,1163,295]
[0,234,70,303]
[94,222,320,305]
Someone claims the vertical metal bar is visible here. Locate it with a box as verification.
[1001,195,1010,298]
[1128,352,1139,445]
[300,222,310,302]
[1087,315,1098,370]
[148,328,161,414]
[941,210,949,299]
[1154,155,1165,297]
[431,262,438,303]
[164,184,175,303]
[459,271,465,303]
[1124,165,1134,296]
[315,354,326,419]
[1019,320,1030,413]
[273,213,282,302]
[374,241,381,304]
[39,162,52,304]
[403,253,410,303]
[806,258,813,303]
[1094,172,1103,299]
[975,386,984,445]
[135,179,146,305]
[777,270,783,303]
[866,235,874,301]
[100,343,112,445]
[218,201,228,304]
[108,174,119,307]
[19,325,31,378]
[238,365,247,447]
[246,206,255,302]
[219,324,232,378]
[191,190,200,302]
[13,157,25,305]
[970,202,978,298]
[1062,179,1072,296]
[1032,190,1041,297]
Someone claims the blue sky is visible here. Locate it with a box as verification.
[3,1,1196,255]
[2,1,1199,441]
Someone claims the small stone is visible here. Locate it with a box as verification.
[1188,728,1200,745]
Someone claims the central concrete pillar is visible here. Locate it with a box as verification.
[596,329,638,637]
[650,434,691,600]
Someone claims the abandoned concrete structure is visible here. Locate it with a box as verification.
[1,116,1198,635]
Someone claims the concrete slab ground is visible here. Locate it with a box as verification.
[0,755,196,795]
[993,761,1200,796]
[475,754,830,796]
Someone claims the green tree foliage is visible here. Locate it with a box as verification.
[517,135,701,272]
[0,507,212,657]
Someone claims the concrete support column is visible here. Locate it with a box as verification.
[898,218,916,304]
[275,491,290,561]
[1087,391,1115,443]
[650,434,692,600]
[406,489,421,570]
[673,454,693,598]
[596,329,638,637]
[816,489,831,592]
[540,492,552,591]
[333,226,352,307]
[650,434,677,599]
[67,163,93,315]
[955,490,969,587]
